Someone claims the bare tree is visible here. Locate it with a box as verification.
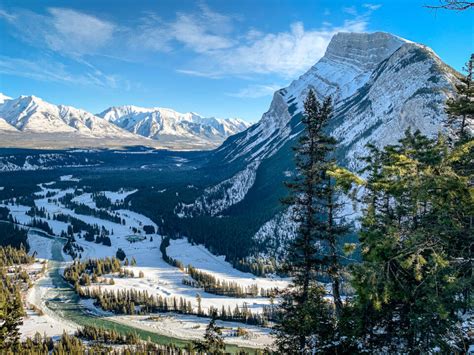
[426,0,474,10]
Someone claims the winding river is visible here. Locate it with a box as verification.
[33,231,258,354]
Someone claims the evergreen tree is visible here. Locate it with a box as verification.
[446,54,474,143]
[350,130,473,352]
[193,311,225,354]
[275,90,357,352]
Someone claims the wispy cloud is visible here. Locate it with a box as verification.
[1,8,116,58]
[363,3,382,11]
[343,6,358,16]
[179,17,370,79]
[0,56,132,90]
[226,84,281,98]
[0,3,378,90]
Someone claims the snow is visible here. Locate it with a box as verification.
[97,105,250,147]
[167,238,289,291]
[109,314,274,348]
[60,174,80,182]
[27,234,54,260]
[17,180,285,317]
[0,95,138,139]
[176,161,260,217]
[103,189,138,203]
[21,262,77,340]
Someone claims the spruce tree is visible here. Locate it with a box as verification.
[274,90,357,352]
[446,54,474,143]
[350,130,473,352]
[193,311,225,354]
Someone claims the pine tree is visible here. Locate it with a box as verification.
[446,54,474,143]
[274,90,356,352]
[350,130,473,352]
[193,311,225,354]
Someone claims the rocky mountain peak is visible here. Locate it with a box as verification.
[324,32,408,71]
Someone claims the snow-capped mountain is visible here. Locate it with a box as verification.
[98,105,251,148]
[215,32,458,166]
[0,93,11,105]
[178,31,461,257]
[0,95,138,138]
[0,95,250,150]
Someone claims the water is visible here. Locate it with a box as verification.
[37,235,258,353]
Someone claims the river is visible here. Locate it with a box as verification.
[33,231,259,354]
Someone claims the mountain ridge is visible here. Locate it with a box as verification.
[0,95,250,150]
[98,105,251,148]
[175,31,464,259]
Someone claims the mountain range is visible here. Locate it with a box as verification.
[0,95,251,150]
[0,31,469,261]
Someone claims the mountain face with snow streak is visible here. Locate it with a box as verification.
[0,96,250,150]
[179,31,461,258]
[0,95,138,138]
[98,105,251,149]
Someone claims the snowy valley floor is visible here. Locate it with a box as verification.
[5,176,286,349]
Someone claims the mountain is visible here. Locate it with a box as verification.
[173,31,462,260]
[0,95,161,149]
[98,105,251,149]
[0,96,250,150]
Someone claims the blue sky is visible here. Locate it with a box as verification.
[0,0,472,121]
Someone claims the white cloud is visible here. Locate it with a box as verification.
[227,84,281,98]
[180,18,369,79]
[46,8,116,56]
[343,6,358,15]
[0,3,375,85]
[133,4,235,54]
[0,56,131,89]
[1,8,116,58]
[363,3,382,11]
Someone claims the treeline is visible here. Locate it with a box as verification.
[234,257,278,277]
[6,331,189,354]
[75,325,140,345]
[91,192,113,209]
[160,236,184,269]
[63,257,123,285]
[0,245,34,266]
[55,213,112,246]
[77,286,268,326]
[0,220,28,250]
[26,206,48,218]
[58,192,123,224]
[184,265,263,298]
[161,238,278,298]
[27,218,53,235]
[64,256,269,326]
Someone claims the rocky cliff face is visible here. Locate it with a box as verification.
[182,31,460,257]
[98,105,251,149]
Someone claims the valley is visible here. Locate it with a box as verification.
[2,173,285,351]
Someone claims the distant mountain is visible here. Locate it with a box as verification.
[0,95,136,137]
[174,31,464,259]
[0,96,250,150]
[98,105,251,149]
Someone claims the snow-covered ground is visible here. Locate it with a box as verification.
[2,178,283,348]
[168,238,289,291]
[21,270,77,340]
[109,314,273,348]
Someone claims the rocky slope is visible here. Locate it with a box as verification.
[98,105,251,149]
[0,96,250,150]
[178,31,461,258]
